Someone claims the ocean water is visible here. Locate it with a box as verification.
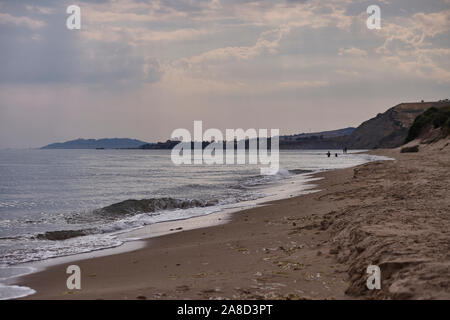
[0,148,390,298]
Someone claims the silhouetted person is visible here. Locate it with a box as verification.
[327,151,331,157]
[335,153,338,157]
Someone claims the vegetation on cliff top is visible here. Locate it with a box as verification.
[405,105,450,143]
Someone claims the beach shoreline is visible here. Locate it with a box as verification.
[13,166,356,299]
[3,166,325,295]
[13,140,450,299]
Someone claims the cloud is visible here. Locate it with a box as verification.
[226,0,354,30]
[338,47,368,58]
[82,26,212,44]
[0,12,45,29]
[81,0,188,23]
[154,25,295,94]
[1,0,450,148]
[25,5,55,15]
[178,25,291,65]
[374,10,450,83]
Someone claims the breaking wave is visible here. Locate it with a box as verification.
[94,197,218,217]
[35,229,93,241]
[34,197,220,241]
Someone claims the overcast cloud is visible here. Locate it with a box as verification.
[0,0,449,147]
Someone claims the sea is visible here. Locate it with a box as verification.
[0,148,391,299]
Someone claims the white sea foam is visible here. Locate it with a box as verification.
[0,284,36,300]
[0,266,36,300]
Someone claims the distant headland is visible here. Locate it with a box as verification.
[41,138,149,149]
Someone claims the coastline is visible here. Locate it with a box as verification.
[3,167,322,280]
[13,141,450,299]
[11,166,352,299]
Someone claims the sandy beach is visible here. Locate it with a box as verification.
[16,139,450,300]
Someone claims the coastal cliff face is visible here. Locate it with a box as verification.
[279,101,449,150]
[345,102,445,149]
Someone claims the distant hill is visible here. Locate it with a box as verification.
[281,127,355,140]
[346,101,450,149]
[279,128,354,149]
[140,141,180,149]
[41,138,149,149]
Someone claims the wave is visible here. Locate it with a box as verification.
[35,229,93,241]
[94,197,218,218]
[289,169,313,175]
[33,197,219,241]
[9,170,311,243]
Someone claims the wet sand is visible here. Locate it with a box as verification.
[17,139,450,299]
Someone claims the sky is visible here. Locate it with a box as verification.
[0,0,449,148]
